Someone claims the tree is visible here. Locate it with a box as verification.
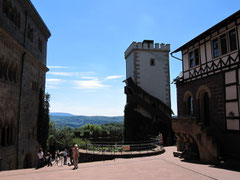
[37,89,50,150]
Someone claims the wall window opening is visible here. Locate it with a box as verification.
[189,48,200,68]
[187,96,193,115]
[229,29,237,51]
[212,29,238,59]
[213,38,219,58]
[220,34,228,55]
[150,59,155,66]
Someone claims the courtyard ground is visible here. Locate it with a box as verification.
[0,146,239,180]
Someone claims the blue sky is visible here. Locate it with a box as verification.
[31,0,240,116]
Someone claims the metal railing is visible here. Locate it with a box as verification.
[81,138,163,156]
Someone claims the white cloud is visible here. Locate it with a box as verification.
[48,66,69,69]
[74,78,110,89]
[46,78,65,83]
[81,76,98,79]
[48,72,73,76]
[105,75,123,80]
[46,78,65,89]
[47,71,96,77]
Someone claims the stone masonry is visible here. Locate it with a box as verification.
[0,0,50,170]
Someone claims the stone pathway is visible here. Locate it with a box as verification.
[0,146,239,180]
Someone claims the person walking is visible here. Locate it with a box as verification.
[37,148,44,168]
[72,144,79,170]
[63,149,67,165]
[68,147,73,166]
[46,152,52,167]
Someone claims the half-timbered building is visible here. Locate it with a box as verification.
[171,10,240,161]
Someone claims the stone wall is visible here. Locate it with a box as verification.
[177,73,225,129]
[125,40,171,107]
[0,0,50,170]
[176,72,240,159]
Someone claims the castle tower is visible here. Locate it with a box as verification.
[124,40,173,143]
[125,40,171,107]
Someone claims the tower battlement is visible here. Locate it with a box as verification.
[125,40,170,58]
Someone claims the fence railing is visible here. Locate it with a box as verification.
[81,138,163,156]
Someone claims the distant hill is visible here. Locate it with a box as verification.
[50,112,75,116]
[50,114,123,128]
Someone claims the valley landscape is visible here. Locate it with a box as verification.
[50,113,123,128]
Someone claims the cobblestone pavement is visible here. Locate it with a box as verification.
[0,146,239,180]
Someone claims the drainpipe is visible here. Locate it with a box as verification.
[16,10,28,169]
[170,52,182,61]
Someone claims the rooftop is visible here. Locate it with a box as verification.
[172,10,240,54]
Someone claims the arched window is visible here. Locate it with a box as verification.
[183,91,194,115]
[13,64,18,83]
[197,86,211,126]
[187,96,193,115]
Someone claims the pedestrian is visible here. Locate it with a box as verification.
[63,149,67,165]
[55,150,60,160]
[68,147,73,166]
[72,144,79,170]
[46,152,52,167]
[37,148,44,168]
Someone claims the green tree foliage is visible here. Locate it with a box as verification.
[47,122,75,152]
[47,121,124,154]
[37,89,50,150]
[81,124,103,138]
[76,122,124,139]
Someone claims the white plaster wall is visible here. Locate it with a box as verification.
[226,102,239,116]
[200,44,206,64]
[137,51,170,106]
[225,70,236,84]
[225,85,237,100]
[206,41,212,61]
[226,119,240,130]
[238,69,240,83]
[183,53,188,71]
[126,53,134,80]
[238,25,240,49]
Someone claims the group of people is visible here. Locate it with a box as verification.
[37,148,54,168]
[37,144,79,170]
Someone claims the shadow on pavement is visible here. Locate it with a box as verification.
[180,159,240,172]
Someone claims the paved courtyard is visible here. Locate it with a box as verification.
[0,146,239,180]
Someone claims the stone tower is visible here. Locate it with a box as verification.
[125,40,171,107]
[124,40,173,143]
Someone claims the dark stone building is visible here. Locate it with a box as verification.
[171,10,240,161]
[124,78,173,144]
[0,0,50,170]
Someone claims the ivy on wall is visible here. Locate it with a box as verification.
[37,88,50,150]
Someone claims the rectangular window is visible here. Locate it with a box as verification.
[150,59,155,66]
[213,38,219,58]
[189,48,200,68]
[194,49,199,65]
[189,51,194,67]
[220,34,228,55]
[229,29,237,51]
